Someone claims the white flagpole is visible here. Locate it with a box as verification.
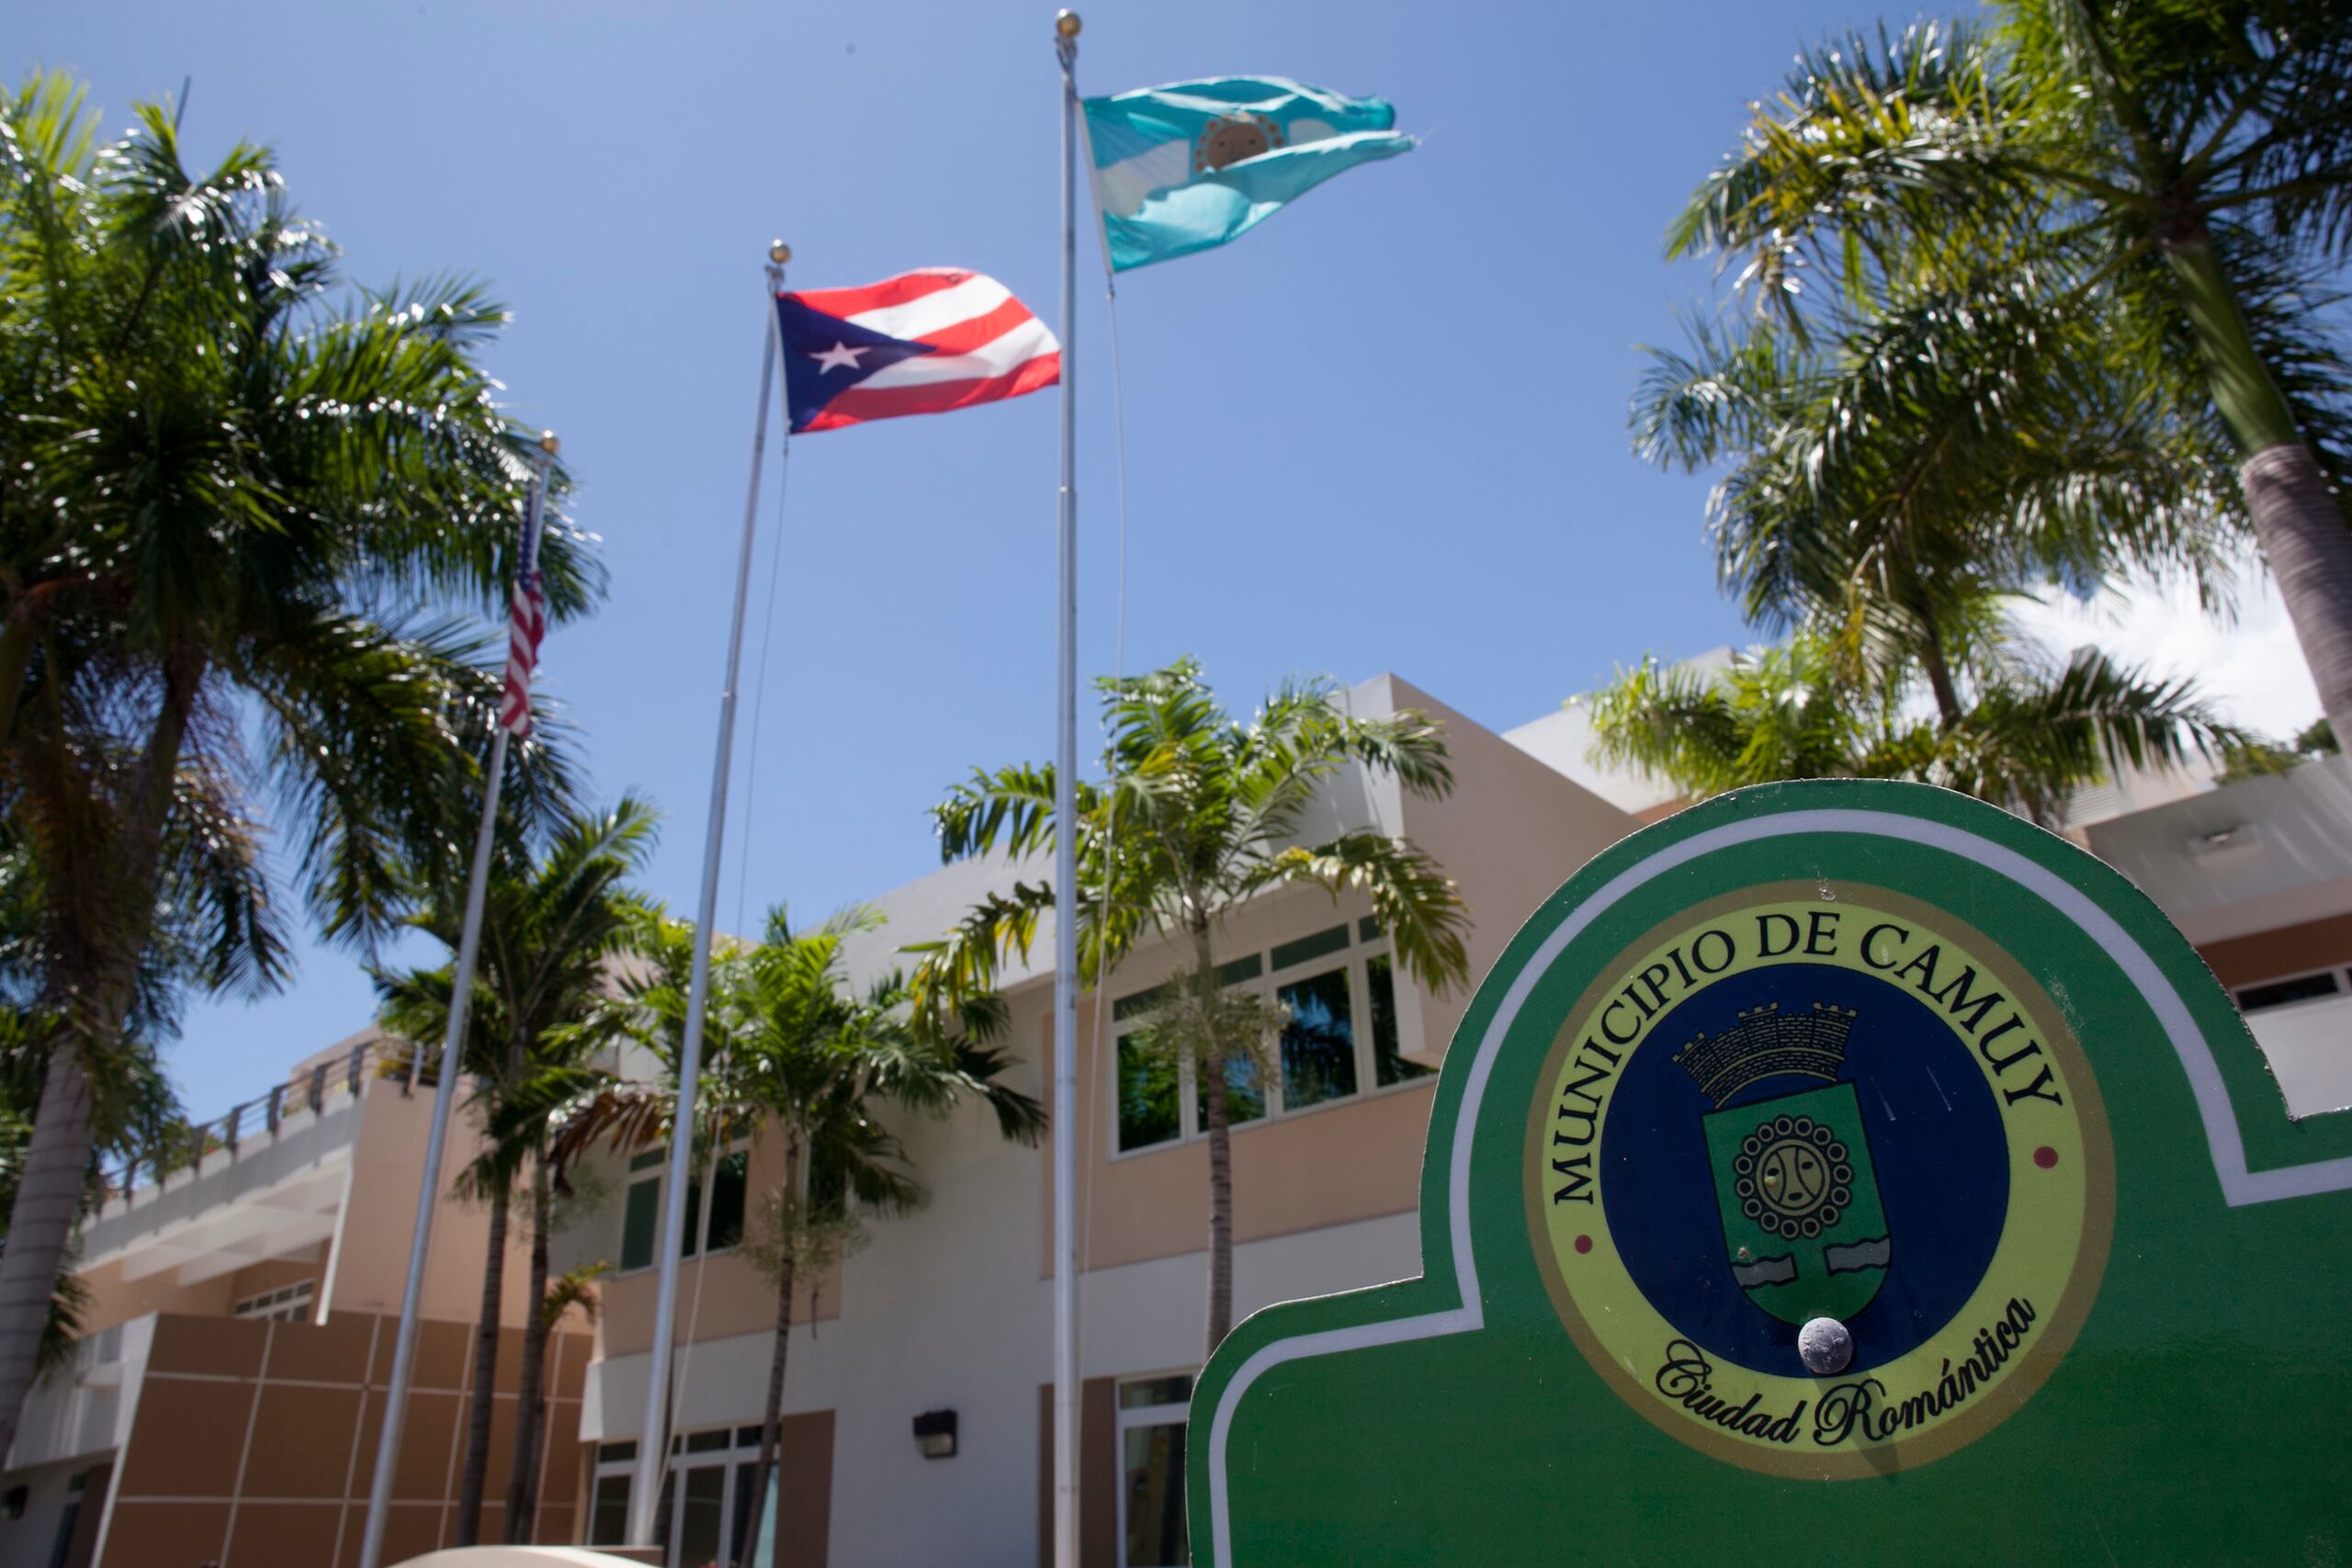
[1051,13,1084,1568]
[356,435,556,1568]
[626,243,792,1546]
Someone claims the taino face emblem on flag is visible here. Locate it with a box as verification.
[1193,112,1283,173]
[1678,1010,1890,1325]
[774,269,1058,435]
[1526,887,2113,1478]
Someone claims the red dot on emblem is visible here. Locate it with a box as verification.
[1574,1235,1593,1255]
[2034,1145,2059,1169]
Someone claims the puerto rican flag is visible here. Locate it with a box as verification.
[775,268,1060,434]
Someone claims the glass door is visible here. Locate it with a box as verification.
[672,1461,728,1567]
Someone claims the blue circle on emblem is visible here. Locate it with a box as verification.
[1598,963,2008,1378]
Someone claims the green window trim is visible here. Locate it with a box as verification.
[1272,923,1351,973]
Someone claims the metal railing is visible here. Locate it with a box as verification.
[103,1040,403,1203]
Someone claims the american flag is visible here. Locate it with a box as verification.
[498,476,548,738]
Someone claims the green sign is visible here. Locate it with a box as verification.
[1189,781,2352,1563]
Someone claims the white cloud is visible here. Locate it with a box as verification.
[2009,557,2322,742]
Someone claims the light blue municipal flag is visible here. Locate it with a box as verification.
[1081,77,1413,272]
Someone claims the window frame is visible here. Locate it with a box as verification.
[614,1138,752,1277]
[1114,1371,1194,1568]
[2232,964,2352,1015]
[232,1278,316,1324]
[591,1426,771,1562]
[1107,916,1437,1160]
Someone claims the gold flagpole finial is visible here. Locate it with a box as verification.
[537,431,560,456]
[768,240,793,265]
[1055,9,1080,38]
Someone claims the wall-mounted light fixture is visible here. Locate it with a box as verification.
[912,1407,958,1459]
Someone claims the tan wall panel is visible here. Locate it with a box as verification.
[114,1375,252,1497]
[410,1318,470,1392]
[2199,909,2352,987]
[536,1504,575,1551]
[548,1324,589,1402]
[219,1500,342,1568]
[145,1314,268,1379]
[1035,1380,1117,1568]
[263,1310,376,1385]
[96,1501,230,1568]
[242,1383,364,1498]
[359,1502,445,1567]
[388,1388,462,1501]
[773,1407,835,1568]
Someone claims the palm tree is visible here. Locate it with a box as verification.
[1634,259,2234,720]
[912,659,1470,1352]
[0,74,600,1455]
[375,796,656,1545]
[1670,6,2352,738]
[548,906,1039,1565]
[1587,626,2247,825]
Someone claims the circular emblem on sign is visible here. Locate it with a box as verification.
[1525,883,2113,1478]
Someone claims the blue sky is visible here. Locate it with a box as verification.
[14,0,1998,1108]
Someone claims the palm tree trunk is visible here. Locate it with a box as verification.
[2165,231,2352,743]
[0,604,35,750]
[1192,922,1236,1354]
[739,1130,801,1566]
[0,653,199,1456]
[1912,611,1965,730]
[501,1160,554,1544]
[455,1185,508,1544]
[0,1045,96,1457]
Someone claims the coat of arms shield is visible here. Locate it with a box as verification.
[1676,1000,1891,1325]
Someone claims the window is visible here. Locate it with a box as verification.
[1368,954,1431,1087]
[1111,917,1435,1156]
[587,1472,630,1547]
[1118,1373,1193,1567]
[619,1150,664,1270]
[597,1426,771,1565]
[1277,966,1358,1109]
[619,1145,748,1270]
[2237,970,2346,1013]
[232,1279,314,1323]
[45,1472,84,1568]
[1115,987,1183,1152]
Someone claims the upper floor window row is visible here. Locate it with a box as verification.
[1114,917,1433,1156]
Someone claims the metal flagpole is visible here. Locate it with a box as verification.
[356,435,557,1568]
[1051,13,1084,1568]
[626,243,792,1546]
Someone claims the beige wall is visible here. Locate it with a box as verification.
[326,1085,536,1325]
[1387,676,1642,1062]
[74,1079,547,1342]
